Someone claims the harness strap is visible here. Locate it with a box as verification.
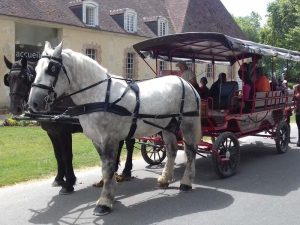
[104,75,112,110]
[32,83,54,92]
[126,82,140,139]
[176,77,186,131]
[64,102,132,117]
[54,75,110,105]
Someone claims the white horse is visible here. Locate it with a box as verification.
[28,42,201,216]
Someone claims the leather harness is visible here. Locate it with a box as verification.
[31,55,200,139]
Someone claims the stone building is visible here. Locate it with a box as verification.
[0,0,245,109]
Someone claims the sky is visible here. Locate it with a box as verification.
[220,0,275,24]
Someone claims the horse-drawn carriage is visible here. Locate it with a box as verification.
[133,32,299,177]
[5,32,300,215]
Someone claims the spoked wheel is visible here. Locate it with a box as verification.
[275,120,290,154]
[141,140,166,165]
[212,132,240,178]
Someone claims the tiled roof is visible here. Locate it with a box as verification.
[0,0,246,39]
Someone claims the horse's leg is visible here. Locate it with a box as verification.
[93,141,119,216]
[157,131,178,188]
[47,133,65,187]
[179,120,201,191]
[115,140,123,173]
[122,138,135,178]
[59,130,76,195]
[93,140,124,187]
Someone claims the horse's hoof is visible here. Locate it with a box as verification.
[116,173,132,182]
[93,205,112,216]
[93,180,104,188]
[179,184,192,192]
[52,179,65,187]
[59,186,74,195]
[157,182,169,189]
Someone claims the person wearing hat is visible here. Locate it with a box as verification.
[175,61,198,87]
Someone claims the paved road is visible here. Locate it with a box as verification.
[1,125,300,225]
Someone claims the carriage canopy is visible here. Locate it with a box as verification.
[133,32,300,64]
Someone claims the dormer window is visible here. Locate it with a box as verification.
[144,16,169,37]
[124,9,137,33]
[83,1,99,26]
[158,17,168,36]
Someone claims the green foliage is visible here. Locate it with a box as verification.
[1,117,37,127]
[234,12,262,42]
[261,0,300,81]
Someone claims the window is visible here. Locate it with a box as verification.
[83,1,99,26]
[126,52,135,78]
[158,17,168,36]
[124,9,137,33]
[86,48,97,60]
[86,6,95,26]
[207,63,213,77]
[159,60,166,71]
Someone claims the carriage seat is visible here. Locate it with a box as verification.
[212,81,238,110]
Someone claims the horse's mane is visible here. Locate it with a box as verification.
[62,48,108,74]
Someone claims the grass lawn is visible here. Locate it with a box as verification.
[0,126,140,187]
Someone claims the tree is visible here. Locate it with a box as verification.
[261,0,300,82]
[234,12,262,42]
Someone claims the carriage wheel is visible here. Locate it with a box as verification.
[141,140,166,165]
[275,120,290,154]
[212,132,240,178]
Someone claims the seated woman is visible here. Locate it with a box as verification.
[198,77,210,100]
[255,67,270,92]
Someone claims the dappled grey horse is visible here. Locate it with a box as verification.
[28,42,201,215]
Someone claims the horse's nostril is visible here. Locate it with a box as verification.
[33,102,38,108]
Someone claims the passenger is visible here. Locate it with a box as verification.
[198,77,210,100]
[276,77,287,94]
[209,72,226,97]
[270,77,277,91]
[176,61,197,85]
[254,67,270,92]
[176,61,201,94]
[238,69,253,112]
[208,73,227,109]
[294,83,300,147]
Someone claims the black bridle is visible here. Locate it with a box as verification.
[31,55,70,104]
[5,63,36,100]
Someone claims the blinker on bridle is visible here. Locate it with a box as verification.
[31,55,70,101]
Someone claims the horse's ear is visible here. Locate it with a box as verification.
[53,41,63,58]
[44,41,52,51]
[4,56,12,69]
[21,57,27,68]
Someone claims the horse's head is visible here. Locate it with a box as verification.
[3,56,36,115]
[28,41,70,113]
